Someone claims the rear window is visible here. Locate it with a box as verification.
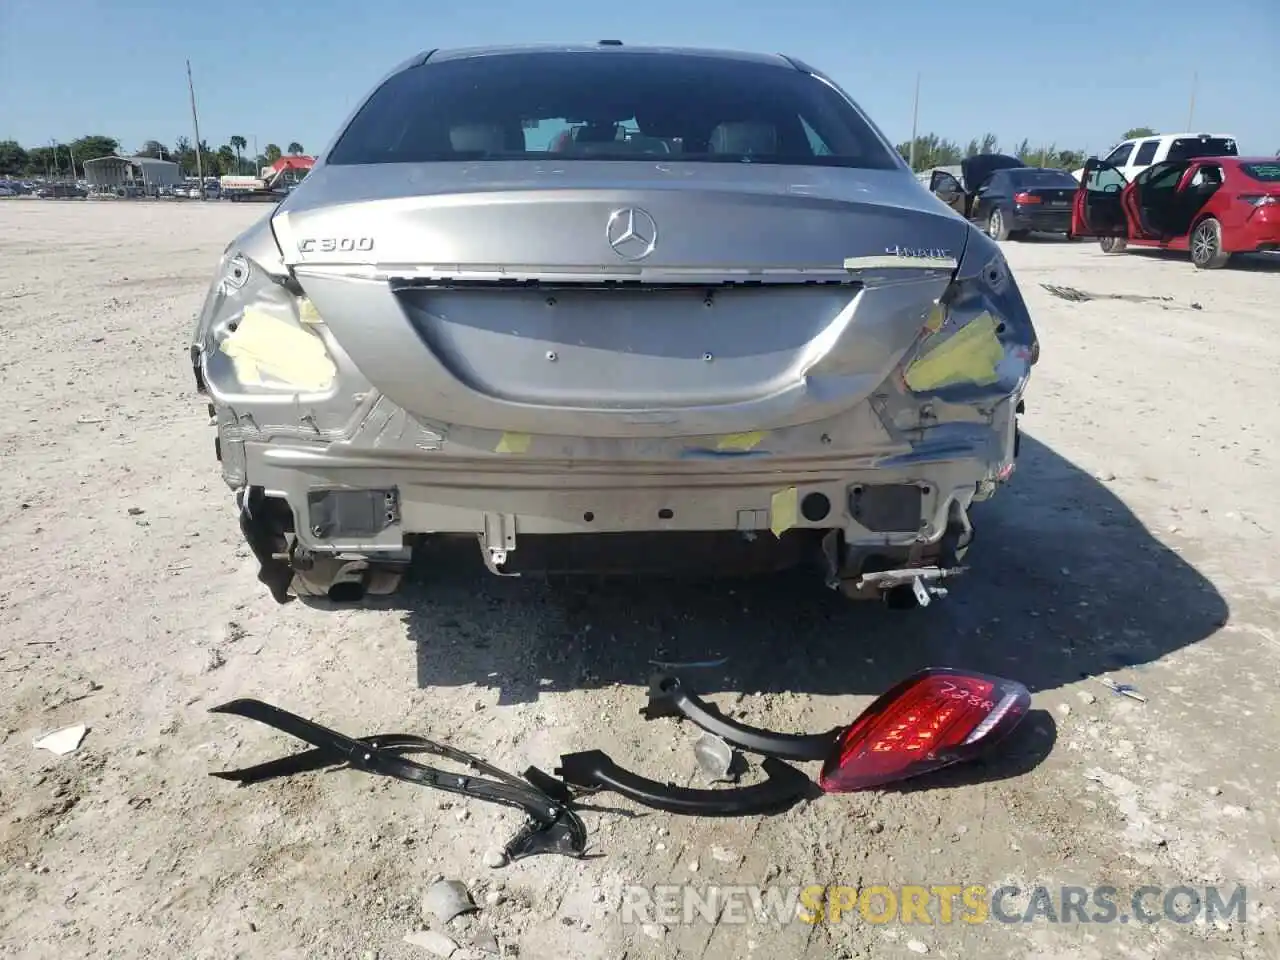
[1240,163,1280,183]
[1007,168,1078,188]
[327,51,900,170]
[1166,137,1238,161]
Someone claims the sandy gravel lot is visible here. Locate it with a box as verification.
[1,199,1278,960]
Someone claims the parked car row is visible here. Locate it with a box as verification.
[928,154,1078,241]
[921,136,1275,270]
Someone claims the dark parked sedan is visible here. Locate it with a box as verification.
[931,157,1078,240]
[36,183,88,199]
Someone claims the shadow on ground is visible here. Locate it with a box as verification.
[393,433,1227,704]
[1011,233,1078,244]
[1126,248,1280,272]
[880,709,1058,793]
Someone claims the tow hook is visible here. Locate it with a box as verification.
[854,565,964,609]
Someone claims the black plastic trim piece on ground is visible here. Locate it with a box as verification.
[555,749,812,817]
[641,673,842,762]
[210,698,586,861]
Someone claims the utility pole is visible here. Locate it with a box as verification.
[187,59,206,198]
[907,73,921,172]
[1186,71,1197,129]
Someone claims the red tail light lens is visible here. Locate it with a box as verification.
[818,668,1031,792]
[1013,192,1040,204]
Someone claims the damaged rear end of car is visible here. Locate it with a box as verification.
[189,44,1038,606]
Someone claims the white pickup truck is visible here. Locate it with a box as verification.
[1072,132,1238,182]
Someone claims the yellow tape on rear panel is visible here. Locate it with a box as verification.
[495,432,532,454]
[770,486,798,538]
[716,431,768,452]
[903,312,1003,391]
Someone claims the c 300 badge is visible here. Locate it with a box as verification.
[297,236,375,254]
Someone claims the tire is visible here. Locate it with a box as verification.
[1099,235,1128,255]
[1190,217,1230,270]
[987,208,1011,242]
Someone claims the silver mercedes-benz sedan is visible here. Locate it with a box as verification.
[190,42,1038,606]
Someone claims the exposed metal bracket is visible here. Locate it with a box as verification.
[481,513,518,574]
[853,565,963,591]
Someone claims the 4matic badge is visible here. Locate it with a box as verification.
[884,244,953,261]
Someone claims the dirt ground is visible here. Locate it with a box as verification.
[1,199,1278,960]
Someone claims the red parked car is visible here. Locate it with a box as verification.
[1071,155,1280,268]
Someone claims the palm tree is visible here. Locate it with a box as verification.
[287,142,304,156]
[230,135,247,174]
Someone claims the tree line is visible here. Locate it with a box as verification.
[0,134,307,179]
[5,126,1195,180]
[893,128,1163,173]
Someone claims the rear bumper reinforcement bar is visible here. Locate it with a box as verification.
[555,749,813,816]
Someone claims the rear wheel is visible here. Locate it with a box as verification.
[1190,217,1230,269]
[987,208,1011,242]
[1099,235,1128,254]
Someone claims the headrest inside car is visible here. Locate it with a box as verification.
[449,123,517,154]
[709,121,778,156]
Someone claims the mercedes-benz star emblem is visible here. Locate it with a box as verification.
[605,207,658,261]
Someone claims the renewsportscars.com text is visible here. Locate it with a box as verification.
[620,883,1249,927]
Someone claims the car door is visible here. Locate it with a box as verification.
[1071,159,1131,238]
[969,170,1006,225]
[1127,161,1190,240]
[928,170,967,218]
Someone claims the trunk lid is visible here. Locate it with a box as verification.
[274,162,969,438]
[274,162,967,270]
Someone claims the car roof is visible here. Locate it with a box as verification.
[1213,156,1276,165]
[1121,131,1235,142]
[423,43,796,69]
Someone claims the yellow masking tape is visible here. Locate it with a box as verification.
[923,302,946,334]
[903,312,1003,392]
[716,431,768,452]
[297,298,322,324]
[495,432,532,454]
[770,486,798,539]
[220,308,336,391]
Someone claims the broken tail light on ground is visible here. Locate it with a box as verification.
[644,667,1031,793]
[818,668,1031,792]
[210,669,1032,865]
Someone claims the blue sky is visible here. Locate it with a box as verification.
[1,0,1276,157]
